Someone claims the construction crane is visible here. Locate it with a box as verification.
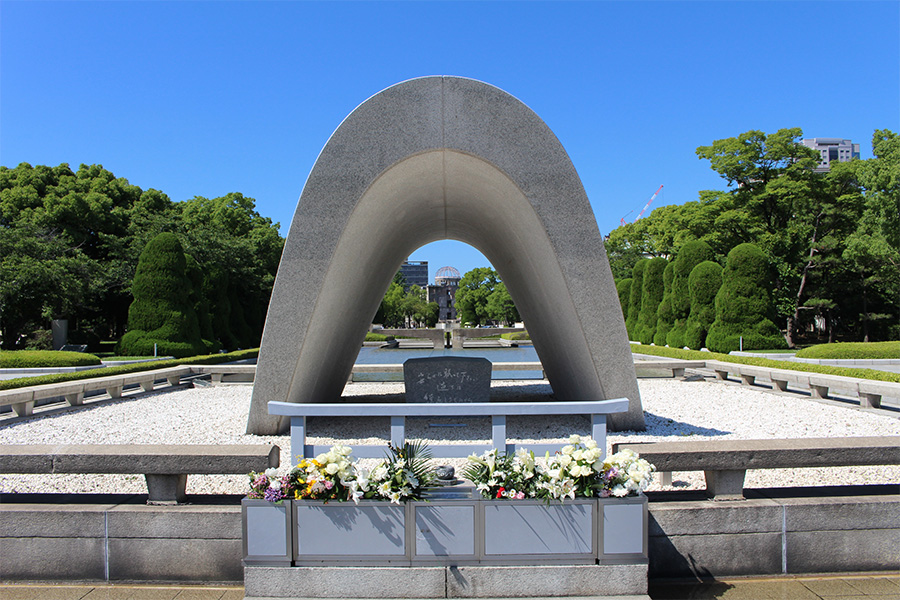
[620,185,663,226]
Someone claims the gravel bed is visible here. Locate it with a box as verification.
[1,378,898,495]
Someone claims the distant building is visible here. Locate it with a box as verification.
[399,260,428,289]
[801,138,860,172]
[428,266,461,321]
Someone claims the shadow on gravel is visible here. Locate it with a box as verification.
[619,412,732,437]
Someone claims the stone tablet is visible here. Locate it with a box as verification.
[403,357,491,403]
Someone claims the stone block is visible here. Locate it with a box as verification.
[447,564,648,598]
[786,529,900,573]
[648,499,781,536]
[0,504,111,537]
[108,537,243,582]
[404,356,491,403]
[0,537,106,580]
[783,495,900,531]
[648,532,782,578]
[243,565,447,598]
[107,504,241,539]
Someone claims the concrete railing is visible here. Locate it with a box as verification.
[704,359,900,409]
[268,398,629,462]
[0,366,194,417]
[378,328,447,348]
[450,327,525,349]
[3,359,896,419]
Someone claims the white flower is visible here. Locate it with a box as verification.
[269,479,282,491]
[584,438,598,450]
[371,466,388,481]
[265,467,278,479]
[568,434,582,445]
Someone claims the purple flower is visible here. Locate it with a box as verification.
[264,487,285,502]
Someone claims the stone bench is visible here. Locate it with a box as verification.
[0,367,193,417]
[613,436,900,500]
[0,444,279,504]
[269,399,629,462]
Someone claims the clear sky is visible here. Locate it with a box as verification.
[2,1,898,283]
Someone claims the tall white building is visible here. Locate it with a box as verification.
[801,138,860,172]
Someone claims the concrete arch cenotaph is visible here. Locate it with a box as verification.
[246,76,645,435]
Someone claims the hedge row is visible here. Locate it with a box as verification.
[0,350,103,368]
[501,331,531,341]
[0,349,259,391]
[365,332,396,342]
[795,341,900,360]
[630,343,900,383]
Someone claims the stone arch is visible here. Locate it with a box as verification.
[247,76,644,435]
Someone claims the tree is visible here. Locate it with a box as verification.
[683,260,722,350]
[455,267,500,326]
[636,257,667,344]
[842,129,900,341]
[486,282,520,326]
[696,128,866,346]
[666,240,715,348]
[653,262,675,346]
[117,233,207,357]
[625,260,646,340]
[706,243,786,352]
[179,193,283,350]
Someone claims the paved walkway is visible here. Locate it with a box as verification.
[2,574,899,600]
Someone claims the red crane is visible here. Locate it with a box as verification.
[620,185,663,226]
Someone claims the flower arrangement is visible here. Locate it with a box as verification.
[247,467,292,503]
[461,447,540,499]
[346,441,434,504]
[247,442,434,505]
[464,435,655,501]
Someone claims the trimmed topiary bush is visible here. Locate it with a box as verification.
[117,233,207,358]
[667,240,715,348]
[706,243,787,353]
[654,263,675,346]
[626,261,646,341]
[636,257,668,345]
[616,278,632,324]
[795,341,900,360]
[683,260,722,350]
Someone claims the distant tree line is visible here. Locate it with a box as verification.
[375,272,439,328]
[608,129,899,347]
[374,266,520,328]
[0,163,284,352]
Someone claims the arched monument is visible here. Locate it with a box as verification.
[247,76,645,435]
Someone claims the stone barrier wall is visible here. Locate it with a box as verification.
[2,492,897,582]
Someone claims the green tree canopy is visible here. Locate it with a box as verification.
[0,162,283,351]
[455,267,500,326]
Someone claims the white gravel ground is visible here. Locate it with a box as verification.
[1,377,898,495]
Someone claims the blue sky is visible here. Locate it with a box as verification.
[2,1,898,283]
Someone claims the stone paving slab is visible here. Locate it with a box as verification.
[3,575,900,600]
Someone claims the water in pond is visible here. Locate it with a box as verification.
[354,346,542,380]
